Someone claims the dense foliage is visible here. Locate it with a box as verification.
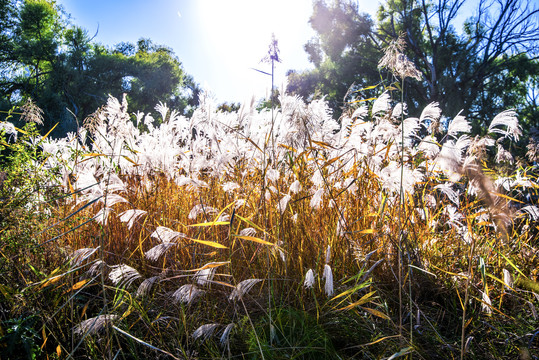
[0,0,200,135]
[287,0,539,133]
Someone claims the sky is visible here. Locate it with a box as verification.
[57,0,382,104]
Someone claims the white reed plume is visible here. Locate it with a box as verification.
[417,135,440,158]
[480,290,493,315]
[420,102,442,122]
[220,323,235,347]
[87,260,107,276]
[520,205,539,221]
[325,245,331,264]
[379,162,424,195]
[104,173,126,193]
[136,276,160,297]
[109,264,142,287]
[311,169,324,187]
[495,143,514,164]
[188,204,218,220]
[266,168,280,183]
[70,247,99,266]
[118,209,147,230]
[322,264,334,297]
[304,269,315,289]
[420,102,442,134]
[240,227,257,237]
[444,205,464,229]
[145,242,176,262]
[372,91,392,116]
[434,182,460,206]
[502,269,513,291]
[222,181,240,193]
[278,194,291,214]
[94,207,112,226]
[172,284,204,304]
[288,179,302,195]
[150,226,186,243]
[433,135,471,182]
[310,188,324,209]
[351,105,368,120]
[194,263,219,286]
[377,34,422,81]
[155,101,169,122]
[0,121,17,142]
[192,323,219,342]
[392,102,408,119]
[488,110,521,142]
[229,279,262,301]
[73,315,118,336]
[401,117,421,147]
[447,111,471,138]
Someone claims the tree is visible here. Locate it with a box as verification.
[0,0,200,133]
[288,0,539,134]
[377,0,539,133]
[287,0,381,117]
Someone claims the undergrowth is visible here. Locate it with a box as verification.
[1,45,539,359]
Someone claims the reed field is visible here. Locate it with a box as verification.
[1,58,539,358]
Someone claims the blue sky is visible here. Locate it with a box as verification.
[57,0,382,104]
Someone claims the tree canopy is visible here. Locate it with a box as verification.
[0,0,200,134]
[287,0,539,134]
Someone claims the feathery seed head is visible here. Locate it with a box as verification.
[304,269,315,289]
[109,264,142,287]
[378,34,422,81]
[145,242,176,262]
[220,323,235,347]
[118,209,147,230]
[136,276,161,297]
[73,315,118,336]
[192,323,219,342]
[229,279,262,301]
[489,110,521,142]
[150,226,186,243]
[172,284,204,304]
[322,264,334,297]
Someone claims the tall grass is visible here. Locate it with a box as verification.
[1,66,539,358]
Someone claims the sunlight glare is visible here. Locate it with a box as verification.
[196,0,314,102]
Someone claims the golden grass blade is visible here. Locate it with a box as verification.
[122,155,140,166]
[214,201,236,222]
[190,221,230,227]
[82,152,107,157]
[345,335,401,349]
[183,261,230,272]
[338,291,377,311]
[39,273,64,289]
[331,282,371,302]
[492,192,524,204]
[310,139,337,149]
[70,279,90,292]
[233,235,275,246]
[190,238,228,249]
[362,307,391,320]
[353,84,380,92]
[349,97,377,103]
[235,215,266,233]
[14,126,28,134]
[358,229,376,234]
[39,122,58,143]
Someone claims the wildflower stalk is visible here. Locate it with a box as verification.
[378,33,422,347]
